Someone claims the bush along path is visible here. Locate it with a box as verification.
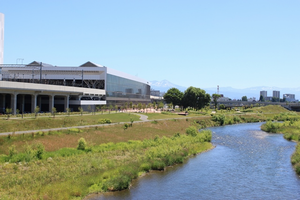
[0,129,212,199]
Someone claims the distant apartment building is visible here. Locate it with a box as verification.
[283,94,296,102]
[260,91,267,98]
[273,90,280,99]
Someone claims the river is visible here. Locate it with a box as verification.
[90,122,300,200]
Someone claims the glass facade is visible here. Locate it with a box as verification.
[106,74,150,101]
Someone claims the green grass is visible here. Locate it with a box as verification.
[0,130,213,199]
[0,113,140,133]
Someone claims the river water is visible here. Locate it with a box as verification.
[90,123,300,200]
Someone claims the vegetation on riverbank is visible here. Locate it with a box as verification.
[0,128,212,199]
[0,105,295,199]
[261,112,300,175]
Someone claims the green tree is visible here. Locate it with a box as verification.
[130,118,134,127]
[212,94,221,110]
[78,107,83,116]
[109,104,113,114]
[259,95,265,102]
[142,103,146,112]
[242,96,248,101]
[153,102,157,110]
[5,108,12,120]
[52,107,57,118]
[124,102,128,111]
[168,103,173,110]
[158,101,164,110]
[147,103,153,110]
[102,105,107,114]
[137,103,142,111]
[66,108,71,116]
[34,106,40,119]
[16,109,20,117]
[181,86,211,110]
[163,88,183,107]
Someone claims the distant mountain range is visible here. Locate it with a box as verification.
[149,80,300,100]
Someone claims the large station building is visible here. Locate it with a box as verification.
[0,13,150,114]
[0,61,150,114]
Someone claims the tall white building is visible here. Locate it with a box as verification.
[0,13,4,64]
[260,91,267,98]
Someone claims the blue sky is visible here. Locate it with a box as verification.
[0,0,299,89]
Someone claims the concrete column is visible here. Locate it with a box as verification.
[64,95,69,112]
[38,96,42,111]
[10,93,17,115]
[49,95,54,113]
[31,94,37,113]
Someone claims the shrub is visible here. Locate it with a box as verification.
[173,132,181,138]
[185,126,198,136]
[107,175,131,191]
[263,121,281,133]
[212,114,226,125]
[130,118,134,127]
[151,120,158,124]
[68,128,81,134]
[98,119,112,124]
[151,160,165,170]
[123,123,129,130]
[140,162,151,172]
[9,145,17,158]
[36,143,45,159]
[233,116,241,123]
[77,138,87,150]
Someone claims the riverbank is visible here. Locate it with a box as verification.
[0,129,213,199]
[0,105,295,199]
[261,113,300,175]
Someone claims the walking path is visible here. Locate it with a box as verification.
[134,113,149,121]
[0,113,150,136]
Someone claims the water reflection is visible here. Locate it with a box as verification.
[90,123,300,200]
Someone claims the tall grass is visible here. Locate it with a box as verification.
[0,130,212,199]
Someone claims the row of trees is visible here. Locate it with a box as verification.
[163,86,211,110]
[96,101,165,113]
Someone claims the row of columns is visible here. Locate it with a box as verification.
[2,93,69,115]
